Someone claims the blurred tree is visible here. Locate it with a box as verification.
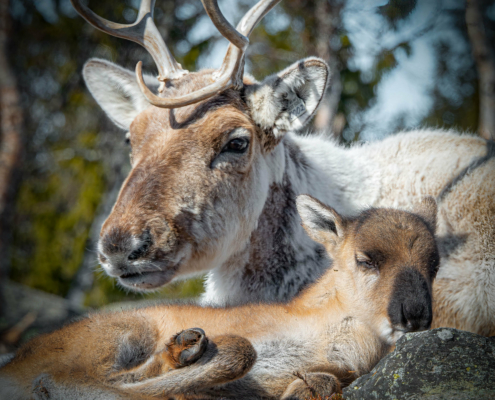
[0,0,23,312]
[466,0,495,140]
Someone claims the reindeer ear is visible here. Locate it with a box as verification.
[245,57,329,149]
[296,195,345,253]
[83,58,158,131]
[415,196,437,233]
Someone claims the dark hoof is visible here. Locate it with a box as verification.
[173,328,208,367]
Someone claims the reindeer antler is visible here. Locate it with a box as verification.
[136,0,281,108]
[73,0,281,108]
[70,0,187,92]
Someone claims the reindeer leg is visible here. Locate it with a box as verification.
[108,328,209,385]
[119,334,256,398]
[281,372,341,400]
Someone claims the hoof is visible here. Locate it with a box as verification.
[168,328,208,367]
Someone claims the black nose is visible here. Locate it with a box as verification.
[388,267,433,332]
[128,231,152,260]
[100,228,152,261]
[400,302,430,332]
[100,227,133,255]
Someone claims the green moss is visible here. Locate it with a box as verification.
[11,131,105,297]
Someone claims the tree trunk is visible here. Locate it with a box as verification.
[0,0,23,310]
[313,0,344,138]
[466,0,495,140]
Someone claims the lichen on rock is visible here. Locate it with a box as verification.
[343,328,495,400]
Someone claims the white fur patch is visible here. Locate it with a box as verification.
[245,57,329,139]
[378,317,395,345]
[83,58,158,130]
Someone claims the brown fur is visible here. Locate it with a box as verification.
[0,198,439,399]
[99,73,267,287]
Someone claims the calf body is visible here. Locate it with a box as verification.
[0,197,439,399]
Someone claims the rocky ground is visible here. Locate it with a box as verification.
[343,328,495,400]
[0,280,81,357]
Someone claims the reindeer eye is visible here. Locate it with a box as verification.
[223,137,249,153]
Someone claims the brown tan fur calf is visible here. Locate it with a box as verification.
[0,195,439,399]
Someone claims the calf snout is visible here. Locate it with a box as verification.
[388,267,433,332]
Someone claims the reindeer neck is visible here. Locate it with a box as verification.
[202,133,363,306]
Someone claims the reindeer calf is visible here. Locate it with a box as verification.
[0,196,439,399]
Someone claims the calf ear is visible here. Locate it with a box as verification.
[296,195,345,254]
[245,57,329,150]
[415,196,437,234]
[83,58,158,131]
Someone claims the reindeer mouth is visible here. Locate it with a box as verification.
[118,269,177,291]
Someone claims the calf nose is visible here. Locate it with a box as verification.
[400,302,431,332]
[388,267,433,332]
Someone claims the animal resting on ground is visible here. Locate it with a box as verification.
[71,0,495,335]
[0,195,440,399]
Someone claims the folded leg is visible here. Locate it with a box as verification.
[120,332,256,398]
[281,372,341,400]
[109,328,210,385]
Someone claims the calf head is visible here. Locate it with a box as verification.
[297,195,440,344]
[75,0,328,290]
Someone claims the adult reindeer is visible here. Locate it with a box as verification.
[73,0,495,335]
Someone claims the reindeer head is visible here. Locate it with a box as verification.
[73,0,328,290]
[297,195,440,344]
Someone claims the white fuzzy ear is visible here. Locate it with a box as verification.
[245,57,329,145]
[296,194,345,250]
[83,58,158,131]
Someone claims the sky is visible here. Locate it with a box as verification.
[342,0,474,141]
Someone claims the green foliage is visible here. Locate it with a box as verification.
[11,131,105,296]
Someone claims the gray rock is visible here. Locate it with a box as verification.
[0,280,81,347]
[343,328,495,400]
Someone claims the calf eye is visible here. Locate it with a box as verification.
[223,137,249,153]
[356,254,377,269]
[359,260,376,269]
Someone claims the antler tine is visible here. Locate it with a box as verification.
[236,0,282,37]
[136,0,282,108]
[201,0,249,51]
[71,0,187,91]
